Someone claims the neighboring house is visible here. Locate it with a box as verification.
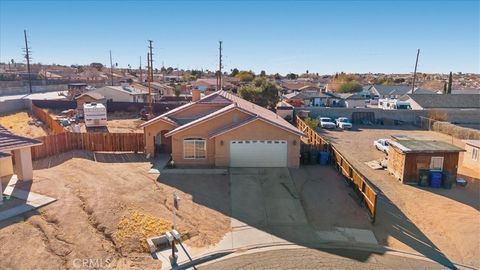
[279,81,318,94]
[151,82,175,96]
[399,94,480,110]
[140,90,304,168]
[92,85,148,103]
[0,125,42,205]
[275,101,294,120]
[462,140,480,174]
[283,91,329,107]
[451,88,480,95]
[75,92,106,117]
[387,139,465,183]
[334,93,366,108]
[192,78,235,92]
[369,85,432,99]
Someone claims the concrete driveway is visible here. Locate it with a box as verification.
[230,168,308,228]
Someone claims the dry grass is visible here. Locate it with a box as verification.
[0,111,49,137]
[433,121,480,140]
[115,209,171,253]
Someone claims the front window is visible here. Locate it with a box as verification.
[183,138,206,159]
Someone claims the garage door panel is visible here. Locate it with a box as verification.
[230,140,287,167]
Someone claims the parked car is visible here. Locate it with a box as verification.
[374,139,390,154]
[319,117,336,129]
[335,117,352,129]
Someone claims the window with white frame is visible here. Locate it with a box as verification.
[183,138,206,159]
[430,156,444,171]
[472,148,479,161]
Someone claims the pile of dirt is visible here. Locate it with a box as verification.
[114,209,171,253]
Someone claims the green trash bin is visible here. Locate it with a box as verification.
[418,169,430,187]
[442,171,455,189]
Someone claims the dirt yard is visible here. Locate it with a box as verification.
[79,112,145,133]
[317,125,480,268]
[0,111,49,137]
[0,151,230,270]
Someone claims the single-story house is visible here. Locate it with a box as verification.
[140,90,304,168]
[275,101,294,120]
[399,94,480,110]
[151,82,175,97]
[92,85,149,103]
[462,140,479,174]
[279,81,318,94]
[191,78,235,92]
[369,85,433,99]
[387,139,465,183]
[283,91,329,107]
[1,125,43,205]
[75,92,106,117]
[334,93,366,108]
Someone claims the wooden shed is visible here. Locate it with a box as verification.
[387,139,465,183]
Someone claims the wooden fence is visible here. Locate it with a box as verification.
[296,116,378,223]
[32,104,66,134]
[31,132,145,160]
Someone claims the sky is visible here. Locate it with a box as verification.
[0,0,479,74]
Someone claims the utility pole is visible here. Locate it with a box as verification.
[139,56,142,84]
[109,50,114,86]
[147,40,154,116]
[23,30,33,93]
[411,49,420,94]
[216,41,223,91]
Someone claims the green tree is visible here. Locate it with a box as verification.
[338,81,363,93]
[230,68,239,77]
[447,72,453,94]
[260,70,266,77]
[274,73,282,80]
[286,73,298,80]
[443,81,447,94]
[238,77,279,108]
[235,70,255,82]
[304,117,319,129]
[182,73,196,81]
[89,62,104,71]
[174,85,181,97]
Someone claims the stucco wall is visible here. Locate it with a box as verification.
[463,143,480,170]
[0,99,32,114]
[296,107,480,124]
[0,154,14,177]
[170,109,251,166]
[215,120,301,168]
[144,120,176,156]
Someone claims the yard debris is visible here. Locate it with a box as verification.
[114,209,171,253]
[365,160,384,170]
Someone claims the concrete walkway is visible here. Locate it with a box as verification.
[0,176,56,222]
[148,154,171,174]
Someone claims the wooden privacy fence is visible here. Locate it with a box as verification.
[31,132,145,160]
[296,116,378,223]
[31,104,66,134]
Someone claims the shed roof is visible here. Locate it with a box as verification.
[389,139,464,153]
[75,92,105,100]
[0,125,43,151]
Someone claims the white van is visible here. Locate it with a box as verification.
[83,103,107,127]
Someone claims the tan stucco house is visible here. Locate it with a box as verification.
[140,90,304,168]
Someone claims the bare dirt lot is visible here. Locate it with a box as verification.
[317,125,480,268]
[0,151,230,270]
[77,112,144,133]
[0,111,49,137]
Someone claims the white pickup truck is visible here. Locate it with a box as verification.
[374,139,390,154]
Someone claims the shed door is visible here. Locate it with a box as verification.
[230,140,287,167]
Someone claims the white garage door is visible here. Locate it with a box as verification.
[230,140,288,167]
